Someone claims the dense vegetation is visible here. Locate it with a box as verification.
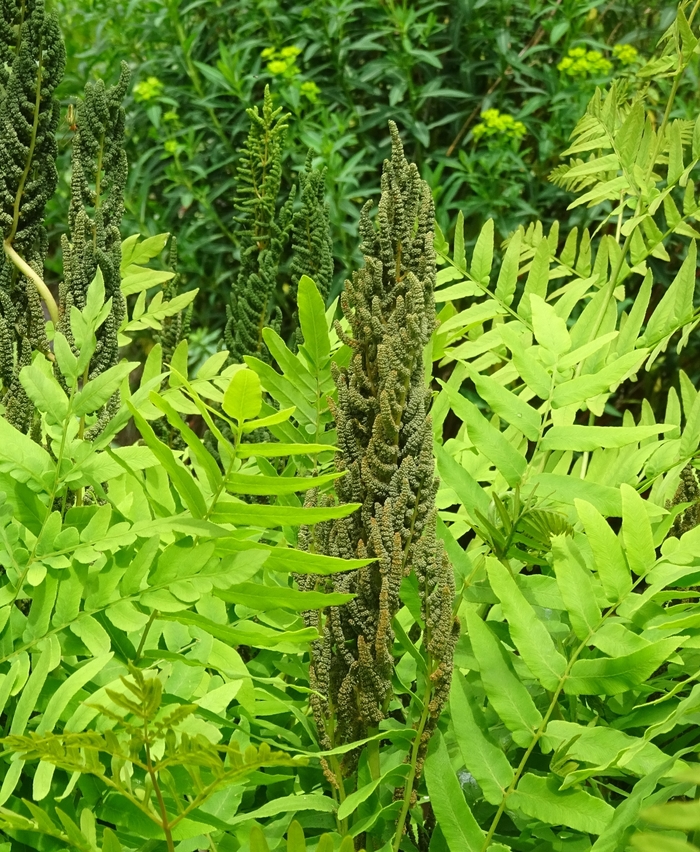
[1,1,700,852]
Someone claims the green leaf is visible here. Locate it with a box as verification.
[464,606,542,746]
[621,483,656,576]
[424,731,485,852]
[72,362,138,416]
[225,470,344,496]
[575,500,631,602]
[531,294,570,355]
[494,229,521,306]
[468,371,541,441]
[519,239,550,321]
[564,637,682,695]
[20,358,69,422]
[235,442,336,459]
[640,241,697,347]
[148,392,222,491]
[163,611,318,648]
[510,773,614,834]
[542,424,672,451]
[470,218,494,284]
[445,387,526,487]
[223,368,262,423]
[36,654,113,734]
[450,672,514,805]
[551,350,648,409]
[211,500,359,527]
[591,758,676,852]
[287,821,306,852]
[435,444,490,522]
[298,275,330,369]
[250,825,271,852]
[0,417,54,492]
[552,535,601,641]
[121,232,170,269]
[486,558,567,691]
[214,582,354,611]
[129,403,208,518]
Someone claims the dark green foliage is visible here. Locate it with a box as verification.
[0,0,65,431]
[291,153,333,307]
[224,86,293,363]
[299,124,458,775]
[668,464,700,538]
[59,63,129,366]
[57,61,129,437]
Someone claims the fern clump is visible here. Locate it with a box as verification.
[299,123,458,784]
[291,152,334,308]
[224,86,293,362]
[0,0,65,431]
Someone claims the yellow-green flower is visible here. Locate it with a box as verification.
[261,46,302,79]
[163,110,179,123]
[164,139,178,154]
[267,59,289,76]
[473,108,526,142]
[300,80,321,103]
[557,47,612,79]
[613,43,639,65]
[133,76,164,102]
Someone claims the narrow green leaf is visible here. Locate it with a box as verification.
[149,392,222,491]
[552,536,601,641]
[470,218,494,284]
[298,275,331,369]
[19,359,69,421]
[129,403,207,518]
[542,424,671,451]
[236,442,336,459]
[464,606,542,746]
[575,500,631,602]
[450,672,514,805]
[214,582,354,611]
[226,470,344,496]
[486,558,567,691]
[468,372,541,441]
[445,388,526,487]
[552,351,648,408]
[211,500,359,527]
[287,821,306,852]
[424,731,485,852]
[435,444,491,522]
[621,483,656,576]
[494,228,521,306]
[565,637,682,695]
[519,239,550,321]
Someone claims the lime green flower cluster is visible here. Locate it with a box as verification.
[261,46,321,102]
[133,75,164,102]
[557,47,612,79]
[473,108,526,142]
[613,43,640,65]
[300,81,321,103]
[262,45,302,78]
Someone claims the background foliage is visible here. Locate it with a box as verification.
[49,0,688,335]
